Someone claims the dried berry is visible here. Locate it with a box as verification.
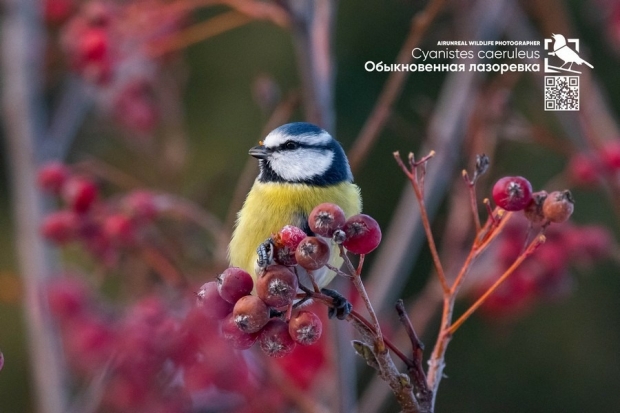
[196,281,233,320]
[259,319,296,358]
[232,295,270,334]
[308,203,346,237]
[342,214,382,255]
[295,237,330,270]
[37,162,70,194]
[221,314,259,350]
[288,311,322,345]
[217,267,254,304]
[492,176,533,211]
[543,190,575,223]
[256,265,298,308]
[523,190,548,224]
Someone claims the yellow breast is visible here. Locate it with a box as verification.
[228,181,362,278]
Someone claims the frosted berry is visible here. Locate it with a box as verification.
[542,190,575,223]
[217,267,254,304]
[308,203,346,237]
[273,225,307,266]
[63,176,98,213]
[523,191,548,224]
[196,281,233,320]
[256,265,298,308]
[288,311,322,345]
[103,214,135,245]
[232,295,270,334]
[221,314,259,349]
[342,214,382,255]
[41,211,78,244]
[295,237,330,270]
[492,176,533,211]
[259,319,296,358]
[37,162,70,194]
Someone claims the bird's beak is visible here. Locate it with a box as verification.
[249,145,269,159]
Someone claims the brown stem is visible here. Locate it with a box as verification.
[463,170,482,233]
[139,246,188,288]
[447,234,545,334]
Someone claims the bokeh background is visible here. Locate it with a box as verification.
[2,0,620,412]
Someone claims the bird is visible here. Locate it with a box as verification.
[549,33,593,71]
[228,122,362,292]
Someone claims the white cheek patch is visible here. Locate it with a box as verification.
[269,148,333,181]
[264,130,332,148]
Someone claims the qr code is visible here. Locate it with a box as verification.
[544,76,579,111]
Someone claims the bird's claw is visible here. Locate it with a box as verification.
[321,288,352,320]
[257,238,275,268]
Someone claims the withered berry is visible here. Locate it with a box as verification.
[259,319,296,358]
[523,190,548,224]
[256,265,298,308]
[295,237,330,270]
[232,295,270,334]
[542,190,575,223]
[288,311,322,345]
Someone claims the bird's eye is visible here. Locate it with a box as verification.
[285,141,298,150]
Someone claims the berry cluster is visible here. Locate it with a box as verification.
[38,162,159,264]
[202,203,382,358]
[567,141,620,187]
[492,176,574,224]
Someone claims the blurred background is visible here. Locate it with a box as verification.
[2,0,620,412]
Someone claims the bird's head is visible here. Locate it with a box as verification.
[249,122,353,186]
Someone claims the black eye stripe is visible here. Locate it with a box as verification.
[274,142,331,152]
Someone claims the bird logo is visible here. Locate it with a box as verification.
[545,33,593,74]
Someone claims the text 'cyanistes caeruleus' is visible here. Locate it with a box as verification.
[228,122,362,290]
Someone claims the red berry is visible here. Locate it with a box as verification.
[256,265,298,308]
[41,210,79,244]
[259,319,296,358]
[288,311,322,345]
[492,176,533,211]
[37,162,70,194]
[217,267,254,304]
[62,176,98,213]
[44,0,74,24]
[79,28,108,64]
[542,190,575,223]
[196,281,233,320]
[523,191,548,224]
[221,314,259,350]
[103,214,135,245]
[342,214,382,255]
[308,203,346,237]
[295,237,330,270]
[232,295,270,334]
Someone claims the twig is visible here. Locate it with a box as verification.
[139,246,189,288]
[447,234,545,335]
[347,0,447,172]
[394,151,450,295]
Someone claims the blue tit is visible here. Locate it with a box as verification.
[228,122,362,290]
